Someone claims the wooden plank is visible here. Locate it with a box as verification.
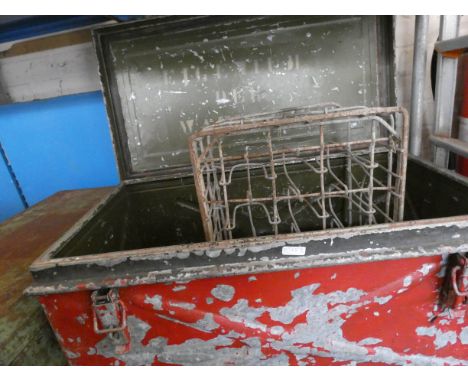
[0,187,115,365]
[0,29,93,58]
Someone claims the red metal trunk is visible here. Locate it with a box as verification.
[39,255,467,366]
[25,16,468,366]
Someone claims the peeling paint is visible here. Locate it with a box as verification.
[416,327,458,350]
[93,281,468,365]
[64,350,80,359]
[374,295,392,305]
[211,285,235,302]
[221,299,267,331]
[96,316,288,365]
[75,313,88,325]
[144,294,163,310]
[168,301,196,310]
[175,252,190,259]
[417,263,434,276]
[195,313,220,331]
[206,250,222,259]
[358,337,382,345]
[460,327,468,345]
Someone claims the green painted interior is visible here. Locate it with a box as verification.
[56,153,393,258]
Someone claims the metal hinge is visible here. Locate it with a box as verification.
[91,288,131,354]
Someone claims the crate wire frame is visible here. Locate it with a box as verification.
[189,106,409,242]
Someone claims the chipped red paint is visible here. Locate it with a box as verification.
[39,255,467,365]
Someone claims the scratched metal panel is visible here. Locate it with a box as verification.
[94,16,394,180]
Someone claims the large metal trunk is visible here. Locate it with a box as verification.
[26,16,468,365]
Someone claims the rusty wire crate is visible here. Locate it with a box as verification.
[189,105,409,241]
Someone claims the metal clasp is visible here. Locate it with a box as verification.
[91,288,130,354]
[437,253,468,317]
[451,256,468,299]
[92,288,127,334]
[432,253,468,324]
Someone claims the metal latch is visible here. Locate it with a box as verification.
[451,254,468,305]
[91,288,131,354]
[436,253,468,319]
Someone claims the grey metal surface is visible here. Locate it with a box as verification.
[430,135,468,157]
[409,15,429,157]
[433,15,461,168]
[93,16,395,181]
[435,33,468,54]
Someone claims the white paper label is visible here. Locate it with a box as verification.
[281,246,306,256]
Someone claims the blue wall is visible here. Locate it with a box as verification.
[0,91,120,222]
